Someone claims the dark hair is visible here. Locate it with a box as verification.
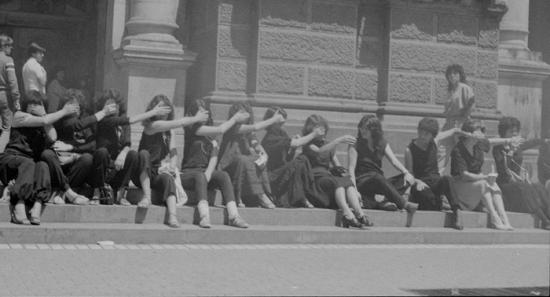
[445,64,467,91]
[461,119,485,134]
[302,114,328,136]
[61,88,85,108]
[21,90,44,112]
[27,42,45,57]
[263,106,287,121]
[143,94,174,126]
[357,114,384,147]
[418,117,439,138]
[0,34,13,49]
[498,116,521,138]
[185,99,213,126]
[97,88,126,115]
[228,102,254,125]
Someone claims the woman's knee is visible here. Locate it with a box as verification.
[94,147,110,159]
[79,153,94,167]
[138,150,151,163]
[40,149,57,161]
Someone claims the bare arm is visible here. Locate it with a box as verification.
[347,145,358,188]
[331,154,341,167]
[146,116,204,135]
[195,118,238,137]
[12,105,76,128]
[238,114,284,134]
[434,127,461,146]
[169,130,179,169]
[290,131,318,148]
[204,141,219,181]
[384,144,409,174]
[310,135,355,154]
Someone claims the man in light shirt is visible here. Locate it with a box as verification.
[0,34,20,136]
[22,42,47,99]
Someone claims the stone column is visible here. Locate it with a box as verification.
[108,0,195,149]
[498,0,550,181]
[498,0,550,139]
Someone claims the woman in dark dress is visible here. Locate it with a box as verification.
[138,94,208,228]
[95,89,171,206]
[0,91,77,224]
[539,140,550,193]
[302,114,371,228]
[493,117,550,230]
[451,119,513,230]
[261,106,324,208]
[217,102,284,208]
[181,99,250,228]
[348,114,418,217]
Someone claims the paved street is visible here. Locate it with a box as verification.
[0,244,548,296]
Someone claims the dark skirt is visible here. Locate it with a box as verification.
[500,181,550,221]
[307,167,354,209]
[269,154,320,208]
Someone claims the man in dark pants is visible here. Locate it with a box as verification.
[404,118,469,230]
[0,34,20,136]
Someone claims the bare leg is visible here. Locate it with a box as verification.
[346,187,364,217]
[335,187,353,218]
[137,171,151,208]
[166,195,179,228]
[481,191,505,229]
[492,193,513,230]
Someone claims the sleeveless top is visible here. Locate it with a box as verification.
[182,124,215,170]
[5,126,52,160]
[261,126,293,172]
[138,131,170,169]
[451,139,490,176]
[354,137,387,177]
[302,138,332,170]
[408,139,440,180]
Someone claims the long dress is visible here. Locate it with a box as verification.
[217,125,271,206]
[302,138,353,209]
[439,82,474,175]
[261,126,318,207]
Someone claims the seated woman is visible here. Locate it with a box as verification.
[0,91,77,224]
[138,94,208,228]
[348,114,418,215]
[217,102,284,208]
[539,137,550,193]
[302,114,371,228]
[404,117,468,230]
[95,89,171,206]
[261,106,324,208]
[451,119,513,230]
[54,89,118,205]
[180,99,250,228]
[493,117,550,230]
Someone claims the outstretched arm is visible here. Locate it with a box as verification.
[238,113,284,134]
[196,111,249,137]
[145,110,209,135]
[12,103,78,128]
[385,144,415,184]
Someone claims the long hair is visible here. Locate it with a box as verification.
[61,89,87,116]
[357,114,384,149]
[228,102,254,125]
[445,64,467,91]
[96,88,126,115]
[143,94,175,127]
[21,90,44,112]
[498,116,521,138]
[302,114,329,136]
[186,99,213,126]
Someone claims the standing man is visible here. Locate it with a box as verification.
[22,42,47,100]
[0,34,20,136]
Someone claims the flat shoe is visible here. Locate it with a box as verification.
[228,216,249,228]
[137,198,151,208]
[167,219,180,228]
[199,216,211,229]
[29,217,40,225]
[118,198,131,206]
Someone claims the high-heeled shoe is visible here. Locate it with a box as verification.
[404,202,418,214]
[167,216,180,228]
[357,215,373,227]
[450,210,464,230]
[342,215,364,229]
[258,194,275,209]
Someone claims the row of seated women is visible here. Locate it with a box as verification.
[1,88,549,231]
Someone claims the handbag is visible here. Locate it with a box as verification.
[158,159,188,206]
[330,166,348,177]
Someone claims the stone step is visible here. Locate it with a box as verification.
[0,203,538,229]
[0,223,548,245]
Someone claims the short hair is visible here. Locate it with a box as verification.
[418,117,439,137]
[302,114,329,136]
[461,119,485,134]
[445,64,467,91]
[185,99,213,126]
[0,34,13,49]
[263,106,287,121]
[97,88,126,114]
[27,42,46,57]
[21,90,44,111]
[143,94,174,126]
[497,116,521,138]
[228,102,254,125]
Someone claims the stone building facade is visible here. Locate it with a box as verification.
[1,0,548,178]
